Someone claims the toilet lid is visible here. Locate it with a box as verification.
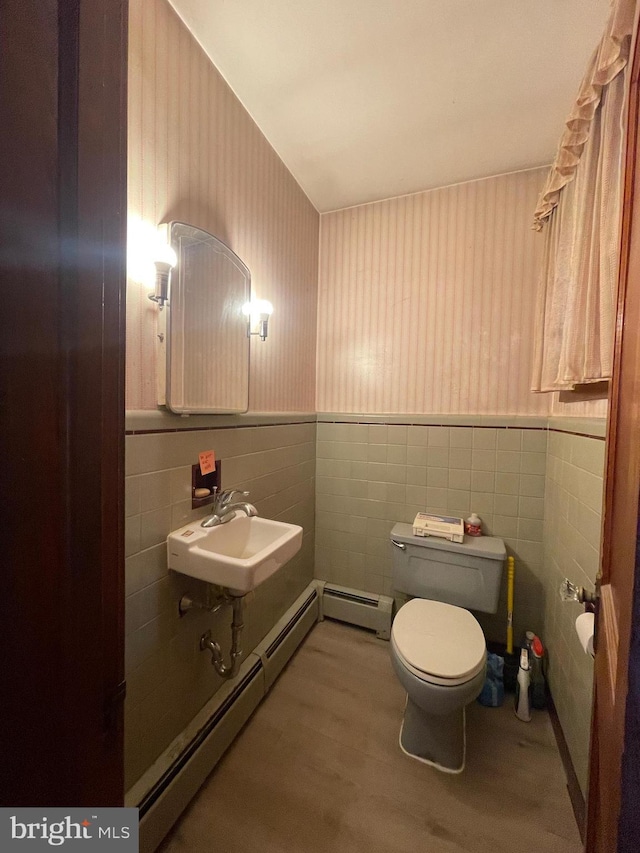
[392,599,486,683]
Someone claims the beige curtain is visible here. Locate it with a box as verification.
[530,0,635,392]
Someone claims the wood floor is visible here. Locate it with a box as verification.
[160,620,582,853]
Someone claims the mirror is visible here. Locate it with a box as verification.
[163,222,250,414]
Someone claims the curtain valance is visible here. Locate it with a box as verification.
[530,0,636,393]
[533,0,635,230]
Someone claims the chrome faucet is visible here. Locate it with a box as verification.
[201,488,258,528]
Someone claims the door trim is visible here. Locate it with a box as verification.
[0,0,127,805]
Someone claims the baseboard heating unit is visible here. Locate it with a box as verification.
[317,581,393,640]
[128,583,319,853]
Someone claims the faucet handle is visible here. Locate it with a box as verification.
[219,489,249,506]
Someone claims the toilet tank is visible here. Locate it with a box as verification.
[390,522,506,614]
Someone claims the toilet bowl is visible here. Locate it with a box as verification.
[388,522,505,773]
[390,597,486,773]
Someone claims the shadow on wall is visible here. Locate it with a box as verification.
[474,559,545,647]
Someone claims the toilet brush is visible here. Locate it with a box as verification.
[503,556,519,691]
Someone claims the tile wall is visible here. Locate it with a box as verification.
[124,420,315,790]
[316,416,606,795]
[542,425,606,794]
[123,414,604,799]
[315,419,548,642]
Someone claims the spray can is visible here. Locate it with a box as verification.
[515,647,532,721]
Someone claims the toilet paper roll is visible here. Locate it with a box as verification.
[575,612,595,657]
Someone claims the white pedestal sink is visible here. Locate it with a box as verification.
[167,515,303,594]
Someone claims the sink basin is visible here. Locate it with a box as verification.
[167,515,303,593]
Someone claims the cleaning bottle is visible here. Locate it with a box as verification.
[515,647,531,721]
[530,636,546,710]
[464,512,482,536]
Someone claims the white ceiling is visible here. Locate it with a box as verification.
[169,0,610,212]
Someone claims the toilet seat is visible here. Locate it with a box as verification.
[391,599,486,687]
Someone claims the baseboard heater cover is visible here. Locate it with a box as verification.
[255,588,319,692]
[137,659,263,819]
[136,655,264,853]
[318,581,393,640]
[131,583,319,853]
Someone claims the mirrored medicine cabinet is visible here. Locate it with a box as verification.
[158,222,251,414]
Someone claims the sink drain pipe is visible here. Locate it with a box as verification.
[200,593,245,679]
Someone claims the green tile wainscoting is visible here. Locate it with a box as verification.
[314,413,605,798]
[123,410,604,808]
[315,419,549,642]
[543,428,606,795]
[124,417,316,790]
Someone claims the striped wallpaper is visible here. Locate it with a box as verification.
[127,0,319,412]
[128,5,605,421]
[551,394,609,418]
[317,168,552,416]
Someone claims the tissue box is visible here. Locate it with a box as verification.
[412,513,465,543]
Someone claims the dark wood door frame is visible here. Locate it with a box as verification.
[615,31,640,845]
[0,0,127,805]
[587,16,640,850]
[618,529,640,848]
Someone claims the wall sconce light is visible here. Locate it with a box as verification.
[242,299,273,341]
[148,241,177,308]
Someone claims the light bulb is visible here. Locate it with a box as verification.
[242,299,274,341]
[242,299,273,318]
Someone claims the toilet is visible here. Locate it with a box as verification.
[389,522,506,773]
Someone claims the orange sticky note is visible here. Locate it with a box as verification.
[198,450,216,475]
